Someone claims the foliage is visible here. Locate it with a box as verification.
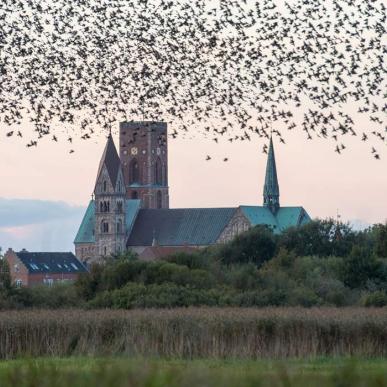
[374,223,387,258]
[278,219,358,257]
[219,225,276,266]
[1,220,386,309]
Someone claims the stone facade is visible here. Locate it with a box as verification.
[94,163,127,257]
[120,121,169,209]
[217,208,251,243]
[75,243,96,263]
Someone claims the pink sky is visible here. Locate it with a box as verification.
[1,123,386,225]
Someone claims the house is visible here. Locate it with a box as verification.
[4,249,88,287]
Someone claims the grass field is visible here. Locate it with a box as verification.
[1,308,387,359]
[0,358,387,387]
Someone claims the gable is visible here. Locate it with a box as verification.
[95,135,122,188]
[127,208,237,247]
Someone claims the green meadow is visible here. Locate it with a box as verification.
[0,358,387,387]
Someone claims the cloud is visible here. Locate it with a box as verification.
[0,198,86,252]
[0,198,84,227]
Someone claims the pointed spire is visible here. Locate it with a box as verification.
[263,136,280,213]
[95,134,122,188]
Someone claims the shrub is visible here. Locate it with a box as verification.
[219,225,276,266]
[362,291,387,307]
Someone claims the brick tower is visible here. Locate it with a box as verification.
[119,121,169,209]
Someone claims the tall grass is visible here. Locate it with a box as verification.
[0,308,387,359]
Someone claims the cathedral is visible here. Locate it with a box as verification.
[74,121,311,262]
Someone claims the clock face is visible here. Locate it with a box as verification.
[131,147,138,156]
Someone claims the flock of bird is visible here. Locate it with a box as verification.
[0,0,385,158]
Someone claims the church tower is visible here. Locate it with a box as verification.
[94,134,127,257]
[263,137,280,214]
[119,121,169,209]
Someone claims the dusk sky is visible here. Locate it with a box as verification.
[0,0,385,253]
[0,122,386,253]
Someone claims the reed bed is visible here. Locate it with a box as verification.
[0,308,386,359]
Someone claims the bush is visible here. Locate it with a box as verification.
[219,225,276,266]
[362,291,387,307]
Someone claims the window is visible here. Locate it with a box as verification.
[43,278,54,286]
[157,191,162,209]
[70,263,78,270]
[103,181,107,192]
[117,219,123,233]
[117,201,123,213]
[129,159,140,184]
[155,158,162,185]
[100,202,104,212]
[101,220,109,233]
[131,191,138,199]
[118,180,122,192]
[15,279,22,287]
[103,246,107,256]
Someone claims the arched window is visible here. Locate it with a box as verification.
[155,158,162,185]
[129,159,140,184]
[103,246,107,256]
[131,191,138,199]
[103,181,107,192]
[117,201,123,213]
[157,191,162,209]
[100,202,104,212]
[101,220,109,233]
[117,219,123,233]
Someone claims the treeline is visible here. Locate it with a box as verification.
[0,219,386,309]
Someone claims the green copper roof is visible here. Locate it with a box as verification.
[263,137,280,211]
[276,207,311,231]
[240,206,310,234]
[125,199,141,234]
[74,201,95,244]
[74,199,141,244]
[240,206,278,229]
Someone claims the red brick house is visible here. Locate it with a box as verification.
[4,249,88,287]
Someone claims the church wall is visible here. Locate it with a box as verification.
[217,208,251,243]
[75,243,97,264]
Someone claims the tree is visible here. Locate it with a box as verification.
[340,246,384,289]
[278,219,358,258]
[0,258,11,291]
[219,225,276,267]
[374,223,387,258]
